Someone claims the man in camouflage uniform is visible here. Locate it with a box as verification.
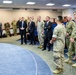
[37,16,44,49]
[65,15,76,64]
[50,16,66,74]
[4,22,10,37]
[11,19,17,35]
[68,12,76,67]
[70,26,76,67]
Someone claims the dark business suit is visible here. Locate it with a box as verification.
[29,21,35,44]
[17,20,21,33]
[19,21,27,44]
[0,22,2,38]
[43,21,53,50]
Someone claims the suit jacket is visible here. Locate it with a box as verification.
[17,20,21,28]
[19,21,27,35]
[44,21,53,38]
[30,21,35,33]
[0,22,2,30]
[19,21,27,31]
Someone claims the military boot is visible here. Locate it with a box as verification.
[39,45,43,49]
[53,68,63,74]
[38,45,43,49]
[38,45,41,48]
[72,63,76,68]
[65,59,73,64]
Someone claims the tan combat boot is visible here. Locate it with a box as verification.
[39,45,43,49]
[38,45,43,49]
[65,59,73,64]
[38,45,41,48]
[72,63,76,68]
[53,68,63,74]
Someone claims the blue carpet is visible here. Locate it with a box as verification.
[0,43,53,75]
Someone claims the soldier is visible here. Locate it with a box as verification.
[11,19,17,35]
[37,16,44,49]
[65,15,76,64]
[70,26,76,67]
[4,22,10,37]
[50,16,66,74]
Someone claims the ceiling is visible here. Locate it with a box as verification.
[0,0,76,9]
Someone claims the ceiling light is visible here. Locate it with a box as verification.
[62,4,71,7]
[46,3,55,6]
[3,0,12,4]
[26,2,35,5]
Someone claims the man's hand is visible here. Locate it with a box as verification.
[50,40,53,44]
[42,31,44,35]
[20,28,24,30]
[66,33,69,36]
[70,38,74,43]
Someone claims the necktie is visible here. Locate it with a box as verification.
[22,21,24,28]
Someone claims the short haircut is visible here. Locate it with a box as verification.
[47,16,50,19]
[57,16,63,22]
[22,17,24,18]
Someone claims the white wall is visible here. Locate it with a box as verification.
[62,9,74,18]
[0,9,62,29]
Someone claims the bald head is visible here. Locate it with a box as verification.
[67,15,72,21]
[37,16,41,21]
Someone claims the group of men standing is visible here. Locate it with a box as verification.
[37,16,53,51]
[36,13,76,74]
[0,14,76,74]
[51,13,76,74]
[18,16,53,52]
[65,13,76,67]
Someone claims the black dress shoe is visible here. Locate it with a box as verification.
[48,49,50,51]
[42,49,46,51]
[25,43,27,45]
[21,43,23,45]
[29,43,32,45]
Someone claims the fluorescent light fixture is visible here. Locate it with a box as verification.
[63,4,71,7]
[3,0,12,4]
[46,3,55,6]
[26,2,35,5]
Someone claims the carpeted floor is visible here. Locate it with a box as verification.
[0,35,76,75]
[0,43,53,75]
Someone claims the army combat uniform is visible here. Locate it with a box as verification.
[11,20,17,35]
[52,24,66,73]
[37,21,44,49]
[71,25,76,67]
[65,20,76,64]
[4,22,10,37]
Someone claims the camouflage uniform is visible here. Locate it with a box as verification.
[4,22,10,37]
[71,24,76,67]
[65,21,75,62]
[37,21,44,48]
[11,20,17,35]
[53,24,66,69]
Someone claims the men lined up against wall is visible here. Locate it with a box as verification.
[1,14,76,74]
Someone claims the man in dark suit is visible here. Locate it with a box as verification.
[42,16,53,51]
[19,17,27,45]
[29,17,36,45]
